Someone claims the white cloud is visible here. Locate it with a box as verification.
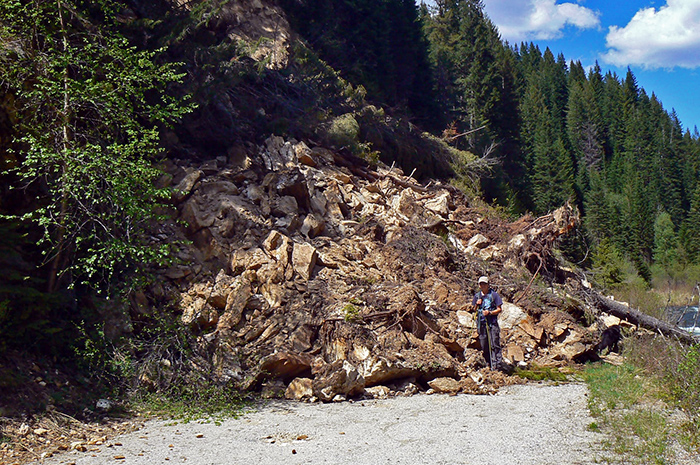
[483,0,600,42]
[602,0,700,69]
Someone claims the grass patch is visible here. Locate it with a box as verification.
[514,363,569,382]
[581,361,692,464]
[583,363,650,413]
[343,303,360,322]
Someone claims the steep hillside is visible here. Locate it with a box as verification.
[111,0,700,401]
[0,0,665,405]
[4,1,700,462]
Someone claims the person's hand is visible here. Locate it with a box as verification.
[476,298,483,306]
[483,310,490,316]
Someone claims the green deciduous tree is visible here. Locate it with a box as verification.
[0,0,192,294]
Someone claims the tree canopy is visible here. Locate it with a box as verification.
[0,0,192,295]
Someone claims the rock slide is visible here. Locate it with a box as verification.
[118,134,655,402]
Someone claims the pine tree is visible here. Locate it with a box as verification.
[653,210,679,273]
[601,72,625,184]
[280,0,436,121]
[652,102,684,226]
[584,170,615,244]
[567,67,603,212]
[522,82,574,213]
[623,176,654,281]
[681,185,700,264]
[424,0,525,206]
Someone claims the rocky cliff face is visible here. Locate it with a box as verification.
[135,133,618,401]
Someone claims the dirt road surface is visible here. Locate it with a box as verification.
[34,383,601,465]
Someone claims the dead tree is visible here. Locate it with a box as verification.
[587,292,699,346]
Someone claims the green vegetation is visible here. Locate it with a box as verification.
[76,308,247,421]
[576,278,700,462]
[514,363,569,382]
[278,0,438,129]
[0,0,192,295]
[582,362,672,464]
[343,303,360,322]
[582,339,700,463]
[133,384,246,424]
[0,1,197,411]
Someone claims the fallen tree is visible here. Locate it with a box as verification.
[586,292,699,346]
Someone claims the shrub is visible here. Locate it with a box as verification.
[669,344,700,417]
[624,334,700,452]
[326,113,361,152]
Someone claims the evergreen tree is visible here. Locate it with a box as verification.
[601,72,625,179]
[584,170,616,244]
[652,103,684,226]
[279,0,437,123]
[521,82,573,212]
[592,237,625,290]
[681,185,700,264]
[623,176,655,282]
[653,210,679,274]
[567,67,603,210]
[568,74,603,171]
[587,62,609,157]
[424,0,524,205]
[679,128,700,214]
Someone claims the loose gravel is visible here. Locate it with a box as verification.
[35,382,601,465]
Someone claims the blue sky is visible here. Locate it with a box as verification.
[420,1,700,132]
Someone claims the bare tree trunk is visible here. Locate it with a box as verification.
[47,0,70,293]
[588,291,698,346]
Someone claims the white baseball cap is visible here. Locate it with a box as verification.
[478,276,489,284]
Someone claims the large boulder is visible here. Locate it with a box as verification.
[312,361,365,402]
[217,277,254,332]
[208,270,237,309]
[285,377,314,400]
[424,192,451,217]
[241,351,313,390]
[260,135,295,171]
[231,247,272,275]
[427,377,461,394]
[499,302,528,330]
[359,357,420,386]
[270,168,311,211]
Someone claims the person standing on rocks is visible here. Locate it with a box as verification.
[472,276,504,370]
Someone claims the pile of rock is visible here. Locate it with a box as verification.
[150,135,620,400]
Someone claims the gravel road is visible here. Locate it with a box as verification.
[37,382,601,465]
